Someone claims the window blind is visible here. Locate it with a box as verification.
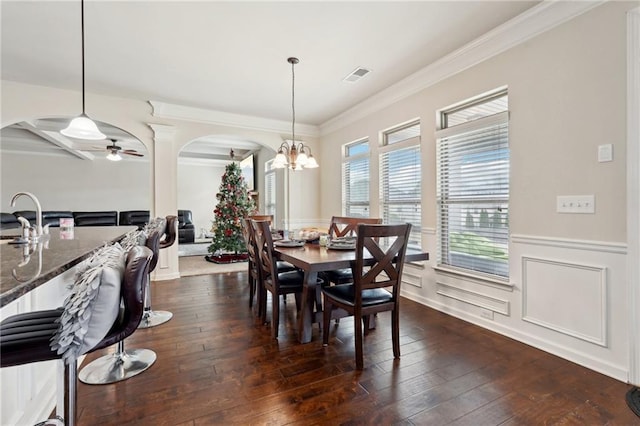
[343,139,370,217]
[264,162,276,218]
[380,143,421,248]
[437,115,509,278]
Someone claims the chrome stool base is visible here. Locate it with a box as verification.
[79,347,156,385]
[138,309,173,328]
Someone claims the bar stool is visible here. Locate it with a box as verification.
[79,234,160,384]
[160,215,178,250]
[1,245,153,424]
[138,224,174,328]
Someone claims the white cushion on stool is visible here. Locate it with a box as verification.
[51,243,125,364]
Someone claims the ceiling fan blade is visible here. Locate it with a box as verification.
[123,150,144,157]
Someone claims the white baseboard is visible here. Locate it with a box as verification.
[401,291,629,382]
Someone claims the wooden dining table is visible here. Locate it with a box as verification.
[274,242,429,343]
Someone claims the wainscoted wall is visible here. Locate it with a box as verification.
[401,233,628,382]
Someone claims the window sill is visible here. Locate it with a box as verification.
[433,265,514,290]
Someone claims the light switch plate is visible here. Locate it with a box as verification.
[598,144,613,162]
[557,195,595,214]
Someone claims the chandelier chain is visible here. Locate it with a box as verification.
[81,0,86,114]
[291,58,295,146]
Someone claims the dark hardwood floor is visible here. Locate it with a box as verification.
[77,271,639,425]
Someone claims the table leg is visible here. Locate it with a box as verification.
[297,270,318,343]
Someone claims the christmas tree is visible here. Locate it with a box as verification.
[208,161,257,255]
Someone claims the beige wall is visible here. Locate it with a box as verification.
[320,1,629,243]
[318,1,635,382]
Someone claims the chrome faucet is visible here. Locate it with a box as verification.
[10,191,43,239]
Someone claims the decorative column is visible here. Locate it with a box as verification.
[148,123,180,280]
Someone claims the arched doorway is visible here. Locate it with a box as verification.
[175,134,280,260]
[1,117,150,213]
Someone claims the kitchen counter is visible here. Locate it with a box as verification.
[0,226,135,307]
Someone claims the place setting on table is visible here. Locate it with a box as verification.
[272,228,324,248]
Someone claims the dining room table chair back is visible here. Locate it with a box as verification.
[328,216,382,239]
[251,219,309,339]
[322,222,412,370]
[242,218,262,312]
[325,216,383,286]
[248,214,274,224]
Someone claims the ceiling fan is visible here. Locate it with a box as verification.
[89,139,144,161]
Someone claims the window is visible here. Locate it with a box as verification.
[342,139,370,217]
[264,160,276,218]
[380,121,421,248]
[436,91,509,279]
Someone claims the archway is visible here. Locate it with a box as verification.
[175,134,280,259]
[1,117,150,214]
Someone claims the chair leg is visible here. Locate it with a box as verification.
[354,312,364,370]
[271,291,280,339]
[61,359,77,426]
[248,271,255,309]
[322,299,332,346]
[138,275,173,328]
[259,284,267,324]
[392,308,400,359]
[78,340,157,384]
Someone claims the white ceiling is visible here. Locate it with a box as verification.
[1,0,539,159]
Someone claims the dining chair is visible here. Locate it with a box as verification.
[241,218,261,312]
[243,216,296,314]
[252,219,323,339]
[324,216,383,286]
[322,223,412,370]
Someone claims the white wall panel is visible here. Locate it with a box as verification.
[522,256,607,346]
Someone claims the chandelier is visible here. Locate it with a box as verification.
[272,57,319,171]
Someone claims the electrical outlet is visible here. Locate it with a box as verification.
[480,308,494,320]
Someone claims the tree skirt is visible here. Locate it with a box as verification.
[205,253,248,264]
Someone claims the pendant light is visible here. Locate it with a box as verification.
[272,57,318,171]
[61,0,106,140]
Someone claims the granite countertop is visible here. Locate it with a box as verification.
[0,226,136,308]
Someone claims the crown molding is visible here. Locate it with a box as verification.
[319,0,605,136]
[149,101,319,138]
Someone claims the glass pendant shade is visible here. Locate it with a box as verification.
[61,114,106,140]
[296,151,308,166]
[305,155,319,168]
[106,151,122,161]
[273,151,288,168]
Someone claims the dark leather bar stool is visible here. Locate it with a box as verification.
[1,246,153,424]
[160,215,178,249]
[78,246,156,385]
[138,224,174,328]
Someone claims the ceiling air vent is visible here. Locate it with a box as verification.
[343,67,371,83]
